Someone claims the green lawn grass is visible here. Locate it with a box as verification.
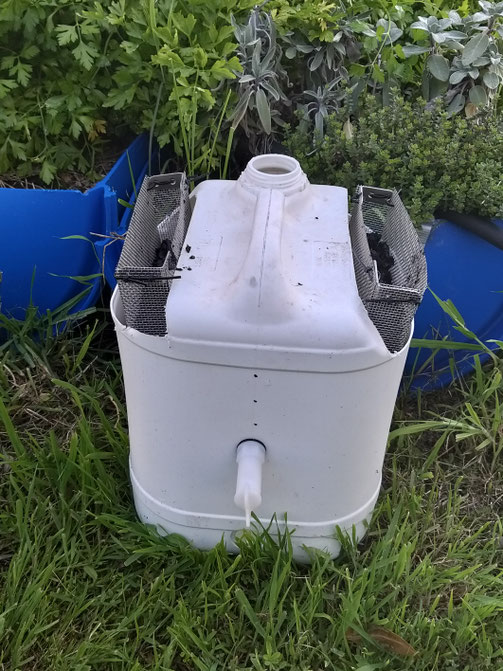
[0,312,502,671]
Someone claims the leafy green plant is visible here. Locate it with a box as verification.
[280,13,360,84]
[0,0,251,182]
[296,79,347,135]
[0,0,118,183]
[345,16,416,109]
[2,0,502,183]
[272,2,419,116]
[229,8,290,154]
[402,2,503,114]
[97,0,251,178]
[287,94,503,225]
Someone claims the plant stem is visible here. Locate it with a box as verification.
[208,89,232,178]
[222,125,235,179]
[149,81,164,176]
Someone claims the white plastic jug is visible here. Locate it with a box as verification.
[112,154,419,561]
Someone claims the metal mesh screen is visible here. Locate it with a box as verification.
[349,186,427,353]
[115,173,190,336]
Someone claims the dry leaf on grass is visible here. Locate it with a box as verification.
[345,628,363,643]
[345,625,417,657]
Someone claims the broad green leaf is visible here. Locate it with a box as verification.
[45,95,65,110]
[10,62,32,86]
[462,33,489,66]
[427,54,450,81]
[103,86,137,109]
[21,45,39,59]
[448,10,462,24]
[395,44,405,59]
[226,56,241,72]
[171,12,196,37]
[216,25,234,44]
[402,44,430,56]
[296,43,314,54]
[69,119,81,139]
[8,139,26,160]
[483,71,499,89]
[472,56,490,66]
[0,79,17,99]
[449,70,466,85]
[255,88,271,134]
[55,24,78,45]
[372,63,385,83]
[40,160,56,184]
[1,55,15,69]
[196,87,215,108]
[193,47,208,69]
[210,59,236,81]
[152,49,184,68]
[350,19,376,37]
[120,40,138,54]
[309,49,325,71]
[446,30,468,40]
[469,84,488,105]
[411,19,429,31]
[376,18,402,44]
[447,92,465,115]
[349,63,366,77]
[72,41,99,70]
[429,75,448,99]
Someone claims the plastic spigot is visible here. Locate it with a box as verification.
[234,440,266,527]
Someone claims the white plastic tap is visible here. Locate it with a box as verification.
[234,440,266,527]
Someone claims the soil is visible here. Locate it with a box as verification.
[152,240,171,268]
[0,171,99,192]
[367,231,394,284]
[0,133,136,192]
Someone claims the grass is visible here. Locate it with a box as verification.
[0,308,502,671]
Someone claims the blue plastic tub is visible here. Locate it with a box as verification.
[406,218,503,390]
[0,135,150,320]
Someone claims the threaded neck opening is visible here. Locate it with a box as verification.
[240,154,307,193]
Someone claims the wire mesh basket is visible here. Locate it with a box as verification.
[349,186,427,353]
[115,173,191,336]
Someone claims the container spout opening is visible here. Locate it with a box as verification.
[239,154,307,194]
[250,154,298,176]
[234,440,266,527]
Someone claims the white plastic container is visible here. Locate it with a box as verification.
[112,154,414,561]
